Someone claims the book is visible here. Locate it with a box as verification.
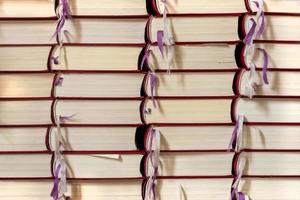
[0,73,54,98]
[144,152,234,177]
[240,178,300,200]
[0,45,143,72]
[150,0,247,15]
[242,15,300,41]
[0,126,140,152]
[0,99,143,125]
[48,126,140,152]
[0,179,143,200]
[145,44,238,70]
[241,151,300,176]
[3,71,300,98]
[0,0,147,18]
[239,43,300,70]
[2,124,300,153]
[238,70,300,96]
[55,99,142,125]
[148,178,232,200]
[144,98,300,123]
[70,0,147,16]
[146,125,300,151]
[246,0,300,14]
[2,178,300,200]
[3,98,300,125]
[144,72,236,97]
[0,0,55,18]
[0,18,146,44]
[0,100,52,125]
[0,153,143,178]
[51,45,143,71]
[234,98,300,123]
[143,98,233,124]
[144,151,300,178]
[150,0,300,15]
[147,16,239,43]
[155,177,300,200]
[55,73,144,98]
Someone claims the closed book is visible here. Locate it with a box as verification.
[0,153,142,178]
[0,126,140,152]
[147,16,239,43]
[0,45,143,72]
[0,179,142,200]
[0,18,146,44]
[0,0,147,18]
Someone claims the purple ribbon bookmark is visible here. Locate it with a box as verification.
[157,31,165,58]
[50,163,61,200]
[243,18,257,45]
[257,48,269,84]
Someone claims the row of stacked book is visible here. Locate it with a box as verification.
[1,0,300,199]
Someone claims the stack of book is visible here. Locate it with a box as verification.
[0,0,300,199]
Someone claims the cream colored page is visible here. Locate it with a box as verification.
[51,46,142,71]
[145,72,235,96]
[241,178,300,200]
[239,71,300,96]
[55,100,142,124]
[49,127,137,151]
[236,98,300,122]
[148,44,238,70]
[0,19,146,44]
[250,43,300,69]
[0,47,50,71]
[244,15,300,41]
[156,0,246,14]
[150,17,239,42]
[0,128,48,151]
[156,126,233,150]
[65,154,142,178]
[70,0,147,15]
[0,74,53,97]
[244,125,300,149]
[158,178,232,200]
[145,99,233,123]
[0,179,142,200]
[245,152,300,176]
[0,20,55,44]
[0,0,55,17]
[149,152,234,176]
[65,18,146,44]
[0,100,52,125]
[0,154,51,177]
[55,73,144,97]
[249,0,300,13]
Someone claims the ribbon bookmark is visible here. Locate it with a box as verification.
[251,0,265,38]
[141,49,158,108]
[50,111,74,199]
[52,0,71,64]
[146,127,161,172]
[228,115,245,152]
[243,18,257,45]
[144,127,161,200]
[157,0,175,72]
[144,177,158,200]
[231,153,250,200]
[244,63,258,99]
[149,72,157,108]
[256,48,269,85]
[157,31,165,58]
